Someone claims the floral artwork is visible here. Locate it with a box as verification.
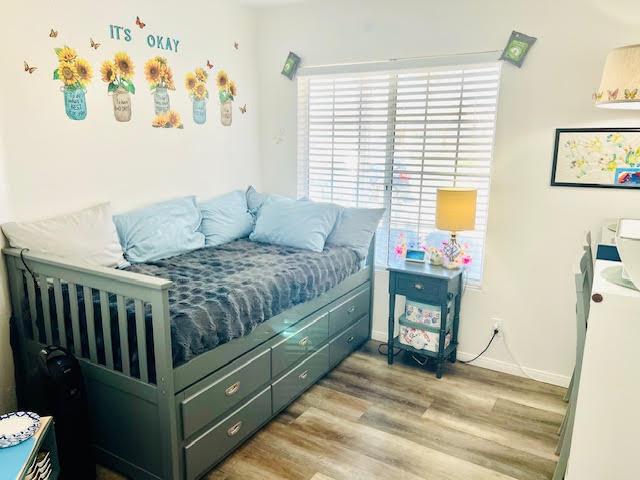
[185,67,209,124]
[551,128,640,189]
[151,110,184,129]
[53,45,92,120]
[144,56,175,116]
[101,52,135,122]
[216,70,236,126]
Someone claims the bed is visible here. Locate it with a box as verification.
[5,236,375,480]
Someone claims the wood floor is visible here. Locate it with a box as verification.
[98,341,566,480]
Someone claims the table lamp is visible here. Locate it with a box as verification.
[436,188,477,266]
[594,44,640,109]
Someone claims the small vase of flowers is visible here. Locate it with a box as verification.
[216,70,237,127]
[145,56,175,115]
[100,52,135,122]
[53,46,92,120]
[185,67,209,125]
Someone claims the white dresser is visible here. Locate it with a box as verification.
[566,259,640,479]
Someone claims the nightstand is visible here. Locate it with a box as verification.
[387,258,463,378]
[0,416,60,480]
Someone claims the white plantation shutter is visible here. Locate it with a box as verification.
[297,61,501,286]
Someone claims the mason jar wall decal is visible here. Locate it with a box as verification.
[101,52,136,122]
[53,46,92,120]
[216,70,237,127]
[145,56,175,116]
[185,67,209,125]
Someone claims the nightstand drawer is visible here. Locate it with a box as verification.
[395,274,444,303]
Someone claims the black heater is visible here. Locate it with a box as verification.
[38,345,96,480]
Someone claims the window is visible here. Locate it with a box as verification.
[297,60,501,286]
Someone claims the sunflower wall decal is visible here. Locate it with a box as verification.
[53,45,93,120]
[144,55,176,116]
[216,70,237,126]
[101,52,136,122]
[151,110,184,129]
[185,66,209,125]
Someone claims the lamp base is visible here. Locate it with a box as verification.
[442,233,461,264]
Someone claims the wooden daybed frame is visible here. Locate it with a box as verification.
[4,239,375,480]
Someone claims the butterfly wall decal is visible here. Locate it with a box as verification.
[234,42,239,50]
[625,88,638,100]
[23,61,37,74]
[592,91,603,102]
[49,28,58,38]
[90,38,101,50]
[239,104,247,114]
[206,60,214,69]
[608,89,619,101]
[135,16,146,29]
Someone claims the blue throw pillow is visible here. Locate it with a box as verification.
[250,198,340,252]
[245,185,288,216]
[199,191,254,247]
[114,196,205,263]
[327,207,385,259]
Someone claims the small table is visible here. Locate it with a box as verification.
[387,258,463,378]
[0,416,60,480]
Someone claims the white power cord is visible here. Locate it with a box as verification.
[498,328,537,381]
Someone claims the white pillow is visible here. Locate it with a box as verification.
[1,203,127,268]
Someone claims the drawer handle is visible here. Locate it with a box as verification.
[347,335,355,344]
[347,305,356,314]
[227,421,243,437]
[299,336,311,347]
[299,370,309,381]
[414,283,424,290]
[225,381,241,397]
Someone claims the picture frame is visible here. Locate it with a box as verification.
[551,128,640,189]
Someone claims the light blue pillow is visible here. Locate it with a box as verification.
[113,196,205,263]
[250,198,340,252]
[245,185,288,216]
[199,191,254,247]
[327,207,385,259]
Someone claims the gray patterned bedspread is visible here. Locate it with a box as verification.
[30,240,361,377]
[125,239,361,367]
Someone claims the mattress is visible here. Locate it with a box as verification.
[30,239,361,376]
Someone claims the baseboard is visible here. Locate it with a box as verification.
[371,330,570,388]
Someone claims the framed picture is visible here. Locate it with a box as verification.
[281,52,301,80]
[551,128,640,189]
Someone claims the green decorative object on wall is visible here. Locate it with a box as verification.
[281,51,301,80]
[499,31,536,68]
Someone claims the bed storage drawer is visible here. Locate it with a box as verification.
[271,313,329,378]
[272,344,329,414]
[184,386,271,480]
[329,287,370,336]
[180,349,271,439]
[329,315,369,368]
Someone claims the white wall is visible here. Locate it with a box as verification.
[256,0,640,385]
[0,0,262,412]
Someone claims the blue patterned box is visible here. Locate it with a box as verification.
[404,300,441,327]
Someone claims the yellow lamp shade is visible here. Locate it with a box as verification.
[595,44,640,109]
[436,188,477,232]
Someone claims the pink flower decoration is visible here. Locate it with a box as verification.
[394,245,404,255]
[462,255,472,265]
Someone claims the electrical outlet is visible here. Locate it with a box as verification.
[493,319,503,337]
